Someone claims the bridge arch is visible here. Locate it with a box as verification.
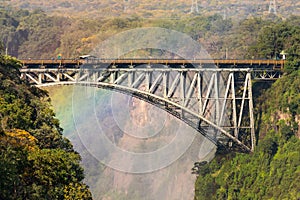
[21,66,259,152]
[37,81,252,152]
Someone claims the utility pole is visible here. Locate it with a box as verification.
[191,0,199,13]
[268,0,277,14]
[123,0,130,12]
[223,8,228,20]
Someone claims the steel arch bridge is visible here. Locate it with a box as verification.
[20,59,284,152]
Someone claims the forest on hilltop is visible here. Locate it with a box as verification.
[5,0,300,19]
[0,3,299,199]
[1,6,300,62]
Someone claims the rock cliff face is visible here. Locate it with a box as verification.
[278,112,300,139]
[47,86,217,199]
[297,116,300,139]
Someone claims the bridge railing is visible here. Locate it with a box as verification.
[20,59,82,68]
[19,59,285,70]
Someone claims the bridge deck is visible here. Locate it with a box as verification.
[20,59,285,70]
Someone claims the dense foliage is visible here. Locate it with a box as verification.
[0,5,299,199]
[3,0,300,20]
[1,6,300,62]
[0,55,92,199]
[194,70,300,199]
[248,17,300,72]
[190,15,300,199]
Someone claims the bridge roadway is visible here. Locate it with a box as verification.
[20,58,285,69]
[20,58,284,81]
[19,59,285,152]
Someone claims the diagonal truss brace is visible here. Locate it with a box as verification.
[20,67,256,152]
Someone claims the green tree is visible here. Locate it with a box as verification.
[0,42,3,55]
[195,69,300,199]
[0,55,92,199]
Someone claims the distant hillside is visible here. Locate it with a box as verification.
[1,6,300,60]
[6,0,300,19]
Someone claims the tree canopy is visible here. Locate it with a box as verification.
[194,70,300,199]
[1,7,300,62]
[0,55,92,199]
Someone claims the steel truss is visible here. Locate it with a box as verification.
[20,66,257,152]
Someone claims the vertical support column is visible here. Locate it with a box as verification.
[202,73,215,115]
[109,71,114,84]
[75,70,80,83]
[197,73,203,115]
[87,71,91,84]
[93,71,97,83]
[247,72,255,152]
[38,73,42,85]
[128,64,135,87]
[214,72,220,126]
[180,72,185,106]
[128,71,133,87]
[184,73,198,107]
[231,73,238,138]
[238,73,249,129]
[145,72,150,92]
[219,72,232,127]
[163,72,168,98]
[56,72,60,82]
[180,72,185,118]
[110,65,117,84]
